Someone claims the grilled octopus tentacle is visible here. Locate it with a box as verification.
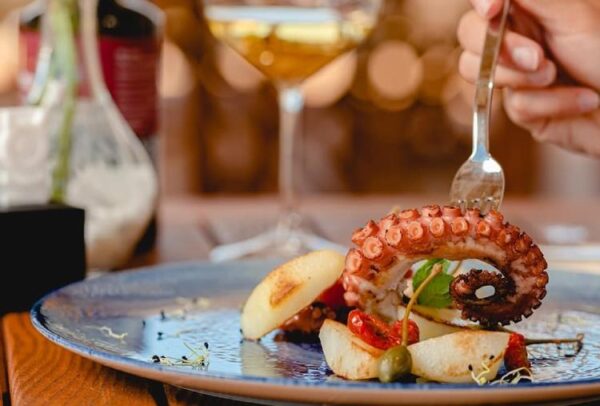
[342,205,548,326]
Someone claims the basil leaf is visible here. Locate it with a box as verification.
[412,259,450,288]
[412,259,453,308]
[416,272,454,308]
[412,259,439,289]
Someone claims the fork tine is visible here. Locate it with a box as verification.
[454,199,466,211]
[482,196,494,214]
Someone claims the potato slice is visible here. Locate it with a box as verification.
[408,310,465,340]
[241,250,345,339]
[408,330,510,383]
[411,305,479,328]
[398,305,480,341]
[320,320,509,384]
[319,319,383,380]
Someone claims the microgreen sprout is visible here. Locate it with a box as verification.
[470,361,492,386]
[470,360,533,386]
[151,342,210,369]
[89,326,128,341]
[490,367,533,385]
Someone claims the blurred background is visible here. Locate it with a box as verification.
[1,0,599,198]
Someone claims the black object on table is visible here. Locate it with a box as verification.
[0,204,86,314]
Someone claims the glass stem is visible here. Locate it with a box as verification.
[277,85,304,232]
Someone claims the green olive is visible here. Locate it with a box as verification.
[378,345,412,383]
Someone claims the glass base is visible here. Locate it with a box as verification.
[209,223,347,262]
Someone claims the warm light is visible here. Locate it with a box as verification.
[302,51,357,108]
[402,0,470,48]
[159,41,196,99]
[419,45,458,106]
[0,0,33,20]
[367,40,423,109]
[0,16,18,93]
[216,43,265,92]
[421,45,456,81]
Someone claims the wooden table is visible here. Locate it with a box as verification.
[2,195,600,405]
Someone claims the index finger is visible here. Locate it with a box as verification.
[470,0,505,19]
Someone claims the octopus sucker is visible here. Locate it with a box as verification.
[345,248,369,277]
[352,220,379,246]
[385,225,403,247]
[377,214,400,240]
[342,205,549,327]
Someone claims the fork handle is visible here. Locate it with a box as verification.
[472,0,510,160]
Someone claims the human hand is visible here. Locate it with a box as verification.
[458,0,600,157]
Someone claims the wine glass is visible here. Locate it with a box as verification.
[204,0,381,261]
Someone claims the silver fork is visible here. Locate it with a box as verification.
[449,0,510,214]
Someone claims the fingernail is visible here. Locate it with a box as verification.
[474,0,493,16]
[578,91,600,111]
[512,47,539,71]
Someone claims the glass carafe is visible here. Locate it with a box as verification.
[33,0,158,270]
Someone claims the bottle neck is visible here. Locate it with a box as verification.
[99,0,162,38]
[79,0,112,102]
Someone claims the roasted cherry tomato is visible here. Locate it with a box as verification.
[347,309,419,350]
[348,309,394,349]
[390,319,419,346]
[318,280,346,309]
[504,333,531,371]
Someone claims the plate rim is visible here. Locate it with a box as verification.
[30,260,600,404]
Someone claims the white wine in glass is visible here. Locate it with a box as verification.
[205,0,381,261]
[206,5,374,83]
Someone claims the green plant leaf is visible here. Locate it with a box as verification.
[412,259,450,287]
[412,259,453,308]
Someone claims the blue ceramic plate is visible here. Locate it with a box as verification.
[31,260,600,405]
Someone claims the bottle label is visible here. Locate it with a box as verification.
[99,37,159,139]
[19,31,159,139]
[20,30,41,91]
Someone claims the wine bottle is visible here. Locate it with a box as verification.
[97,0,163,255]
